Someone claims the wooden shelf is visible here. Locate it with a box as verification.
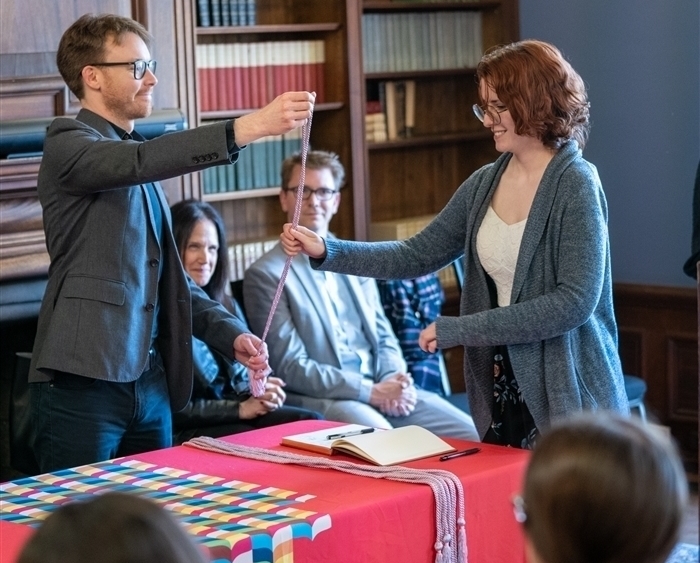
[196,23,340,35]
[366,68,476,80]
[0,157,42,199]
[363,1,501,13]
[200,102,343,121]
[203,186,280,202]
[368,130,492,150]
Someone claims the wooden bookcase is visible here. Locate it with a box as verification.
[180,0,361,247]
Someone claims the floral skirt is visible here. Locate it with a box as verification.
[483,346,538,449]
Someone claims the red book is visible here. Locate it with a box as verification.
[246,43,259,109]
[195,45,209,111]
[302,41,314,94]
[313,40,325,103]
[264,42,275,104]
[214,43,228,111]
[203,44,219,112]
[293,41,304,92]
[223,43,235,111]
[239,42,251,109]
[274,41,291,95]
[231,43,244,110]
[255,43,268,108]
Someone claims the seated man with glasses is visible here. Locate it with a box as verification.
[243,150,479,440]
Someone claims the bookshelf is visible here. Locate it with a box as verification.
[352,0,519,237]
[181,0,359,245]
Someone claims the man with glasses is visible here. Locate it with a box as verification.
[242,151,478,440]
[28,13,314,472]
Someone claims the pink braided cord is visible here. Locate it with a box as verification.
[248,109,314,397]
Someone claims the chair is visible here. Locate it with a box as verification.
[229,279,247,321]
[623,374,647,422]
[450,259,648,420]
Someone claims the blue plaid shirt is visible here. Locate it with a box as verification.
[377,274,446,395]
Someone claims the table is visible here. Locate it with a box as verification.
[1,420,528,563]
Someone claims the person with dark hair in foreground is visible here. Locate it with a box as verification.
[517,412,688,563]
[170,199,321,444]
[281,40,628,448]
[17,492,208,563]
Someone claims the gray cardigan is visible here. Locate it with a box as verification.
[315,141,629,437]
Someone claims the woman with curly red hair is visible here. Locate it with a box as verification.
[281,40,628,448]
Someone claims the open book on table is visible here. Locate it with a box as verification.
[280,424,456,466]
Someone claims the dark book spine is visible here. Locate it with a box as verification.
[197,0,211,27]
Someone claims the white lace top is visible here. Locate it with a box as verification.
[476,206,527,307]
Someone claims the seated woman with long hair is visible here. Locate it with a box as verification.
[170,199,321,444]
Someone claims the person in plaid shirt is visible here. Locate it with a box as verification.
[377,274,447,396]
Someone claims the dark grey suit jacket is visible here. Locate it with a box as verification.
[30,109,247,411]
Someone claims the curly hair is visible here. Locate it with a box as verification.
[476,40,590,150]
[57,13,152,100]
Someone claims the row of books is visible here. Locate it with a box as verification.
[201,129,303,194]
[365,111,387,143]
[362,11,482,73]
[196,41,325,112]
[196,0,256,27]
[366,80,417,142]
[369,214,457,290]
[227,238,277,282]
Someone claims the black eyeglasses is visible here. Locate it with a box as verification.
[473,103,508,125]
[284,186,338,201]
[87,59,157,80]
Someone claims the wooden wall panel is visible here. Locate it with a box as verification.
[614,283,698,481]
[0,1,133,79]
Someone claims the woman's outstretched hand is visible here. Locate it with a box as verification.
[280,223,327,259]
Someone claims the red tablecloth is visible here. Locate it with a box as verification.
[1,420,528,563]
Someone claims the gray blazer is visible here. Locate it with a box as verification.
[315,141,629,436]
[243,244,406,400]
[30,109,247,411]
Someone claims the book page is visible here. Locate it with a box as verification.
[281,424,373,455]
[332,425,455,466]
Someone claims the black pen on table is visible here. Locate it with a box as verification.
[439,447,481,461]
[326,428,375,440]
